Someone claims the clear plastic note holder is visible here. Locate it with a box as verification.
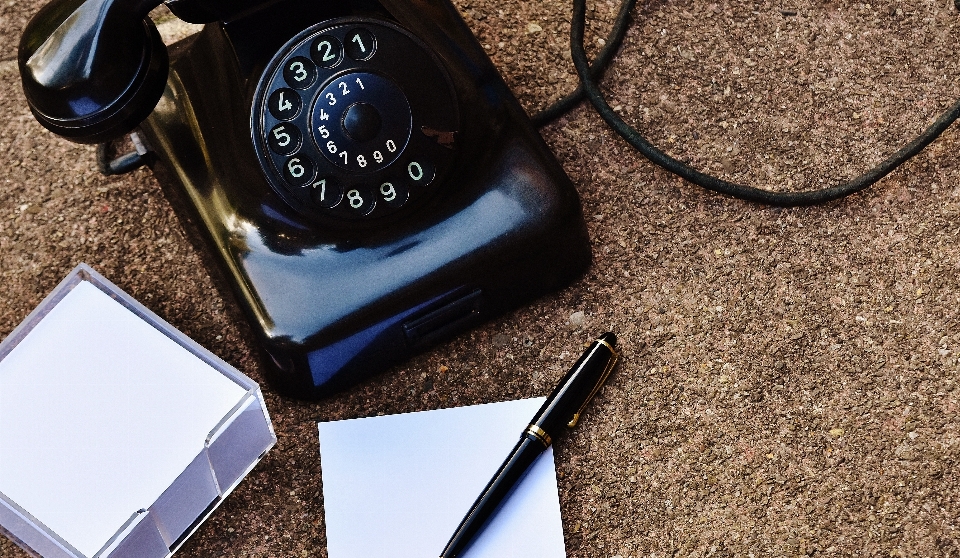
[0,264,276,558]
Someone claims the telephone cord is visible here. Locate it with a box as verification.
[531,0,636,127]
[534,0,960,206]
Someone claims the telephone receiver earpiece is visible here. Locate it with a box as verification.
[19,0,281,144]
[18,0,170,144]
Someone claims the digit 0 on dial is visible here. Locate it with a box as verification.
[251,17,459,222]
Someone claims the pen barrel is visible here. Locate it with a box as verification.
[439,332,617,558]
[439,435,545,558]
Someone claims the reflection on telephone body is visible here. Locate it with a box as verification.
[19,0,592,398]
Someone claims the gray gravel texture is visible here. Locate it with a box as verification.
[2,1,960,557]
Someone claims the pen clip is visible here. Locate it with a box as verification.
[566,340,619,428]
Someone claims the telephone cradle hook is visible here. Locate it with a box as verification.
[97,132,152,176]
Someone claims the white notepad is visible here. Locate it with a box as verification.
[317,398,567,558]
[0,264,275,558]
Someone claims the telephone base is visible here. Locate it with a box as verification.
[139,0,592,398]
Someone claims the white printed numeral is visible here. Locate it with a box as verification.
[316,40,337,62]
[311,179,327,201]
[352,34,367,54]
[289,61,308,82]
[273,127,291,147]
[277,92,293,113]
[287,158,305,178]
[408,162,424,181]
[347,189,365,209]
[380,182,397,202]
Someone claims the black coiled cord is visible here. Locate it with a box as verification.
[535,0,960,206]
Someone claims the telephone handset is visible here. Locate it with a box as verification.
[19,0,593,397]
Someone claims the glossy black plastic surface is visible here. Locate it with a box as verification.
[18,0,169,143]
[129,0,592,398]
[17,0,288,143]
[164,0,285,23]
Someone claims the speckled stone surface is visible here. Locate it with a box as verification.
[2,1,959,557]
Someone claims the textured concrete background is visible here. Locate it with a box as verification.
[2,0,960,556]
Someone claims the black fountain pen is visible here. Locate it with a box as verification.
[439,332,619,558]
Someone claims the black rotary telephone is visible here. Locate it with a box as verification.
[18,0,592,398]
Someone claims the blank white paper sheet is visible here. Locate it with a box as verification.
[317,398,567,558]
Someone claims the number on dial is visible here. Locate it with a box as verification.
[268,88,301,120]
[344,28,376,61]
[379,181,408,208]
[406,160,436,186]
[311,35,343,68]
[267,123,301,156]
[344,187,375,214]
[283,57,317,89]
[282,155,315,186]
[310,178,342,208]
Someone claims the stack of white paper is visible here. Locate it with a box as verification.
[0,264,275,558]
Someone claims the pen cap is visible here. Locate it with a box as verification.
[530,332,618,436]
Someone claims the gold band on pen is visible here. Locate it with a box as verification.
[596,337,617,354]
[525,424,552,447]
